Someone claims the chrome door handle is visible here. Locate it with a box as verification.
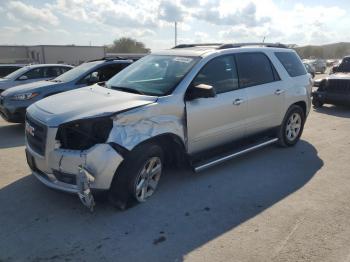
[233,98,244,105]
[275,89,285,95]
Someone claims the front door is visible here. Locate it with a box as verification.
[185,55,248,154]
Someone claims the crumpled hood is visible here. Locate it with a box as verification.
[2,80,60,96]
[27,84,157,127]
[327,72,350,80]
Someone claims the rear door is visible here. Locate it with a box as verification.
[236,52,285,136]
[186,55,248,154]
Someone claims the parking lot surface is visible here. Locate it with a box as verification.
[1,82,350,261]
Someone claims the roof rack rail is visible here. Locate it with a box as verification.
[173,43,223,49]
[88,55,144,63]
[217,43,288,49]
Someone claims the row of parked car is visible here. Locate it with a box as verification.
[0,43,347,211]
[0,58,133,122]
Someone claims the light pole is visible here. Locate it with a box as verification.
[175,21,178,46]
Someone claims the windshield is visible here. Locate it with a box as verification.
[105,55,200,96]
[3,66,30,79]
[54,61,100,83]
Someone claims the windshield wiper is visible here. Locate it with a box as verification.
[110,86,145,95]
[50,79,62,83]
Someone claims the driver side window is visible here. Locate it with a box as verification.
[20,68,45,80]
[193,55,239,94]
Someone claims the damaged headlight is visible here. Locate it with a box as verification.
[56,116,113,150]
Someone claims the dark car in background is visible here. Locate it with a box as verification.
[0,58,134,122]
[313,56,350,108]
[0,64,26,78]
[331,56,350,73]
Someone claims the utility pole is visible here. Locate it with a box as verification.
[175,21,178,46]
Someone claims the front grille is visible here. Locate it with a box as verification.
[326,79,350,94]
[25,114,47,156]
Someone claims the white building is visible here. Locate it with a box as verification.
[0,45,106,65]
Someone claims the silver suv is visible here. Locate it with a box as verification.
[25,43,312,211]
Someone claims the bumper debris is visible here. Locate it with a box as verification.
[77,166,95,212]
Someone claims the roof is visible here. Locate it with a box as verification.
[0,64,26,67]
[25,64,74,68]
[153,43,290,57]
[0,45,105,48]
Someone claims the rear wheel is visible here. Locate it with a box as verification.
[108,143,164,210]
[278,105,305,147]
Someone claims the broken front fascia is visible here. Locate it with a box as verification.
[48,103,184,210]
[48,143,123,210]
[107,104,185,150]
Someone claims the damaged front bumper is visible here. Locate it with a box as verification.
[26,142,124,211]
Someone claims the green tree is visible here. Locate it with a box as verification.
[107,37,150,53]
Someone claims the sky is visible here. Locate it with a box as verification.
[0,0,349,51]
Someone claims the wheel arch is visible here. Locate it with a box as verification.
[134,133,188,167]
[292,101,307,117]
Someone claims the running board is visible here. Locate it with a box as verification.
[193,138,279,172]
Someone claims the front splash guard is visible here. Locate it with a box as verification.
[77,166,95,212]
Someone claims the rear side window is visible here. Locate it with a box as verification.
[275,52,306,77]
[235,53,276,88]
[45,67,62,77]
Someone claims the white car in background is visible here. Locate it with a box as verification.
[0,64,73,93]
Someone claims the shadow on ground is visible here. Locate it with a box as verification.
[0,123,24,149]
[0,141,323,262]
[314,104,350,118]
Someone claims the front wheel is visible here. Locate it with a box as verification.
[278,105,305,147]
[108,143,164,210]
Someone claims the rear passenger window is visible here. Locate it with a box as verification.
[236,53,276,88]
[193,55,239,94]
[275,52,306,77]
[45,67,62,78]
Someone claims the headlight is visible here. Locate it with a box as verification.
[56,116,113,150]
[11,92,39,101]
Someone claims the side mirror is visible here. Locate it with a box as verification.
[186,84,216,100]
[87,75,99,84]
[18,75,28,81]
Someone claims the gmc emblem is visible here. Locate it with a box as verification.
[25,122,35,137]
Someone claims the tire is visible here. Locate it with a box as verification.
[278,105,305,147]
[312,98,324,108]
[108,143,164,210]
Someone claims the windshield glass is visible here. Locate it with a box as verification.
[3,66,30,79]
[54,61,100,82]
[106,55,200,96]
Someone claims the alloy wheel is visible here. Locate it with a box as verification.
[286,113,302,141]
[134,157,162,202]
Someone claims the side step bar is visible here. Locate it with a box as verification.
[193,138,279,172]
